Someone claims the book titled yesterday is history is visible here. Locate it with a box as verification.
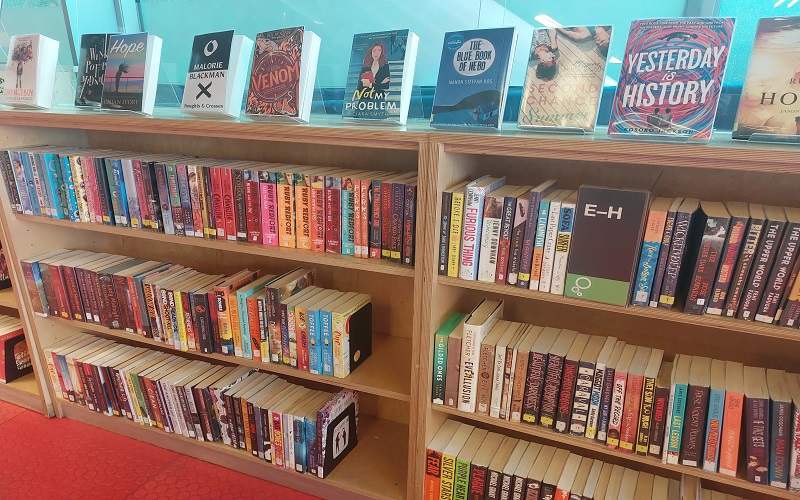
[607,18,735,142]
[431,27,518,130]
[75,34,110,108]
[733,17,800,140]
[100,32,162,115]
[518,26,611,132]
[342,29,419,125]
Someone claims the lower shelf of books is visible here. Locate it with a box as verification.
[43,316,411,402]
[0,372,43,413]
[59,400,407,500]
[431,405,795,500]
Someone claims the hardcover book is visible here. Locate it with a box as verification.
[564,186,650,306]
[518,26,611,131]
[245,27,320,123]
[342,30,419,125]
[181,30,254,119]
[733,17,800,140]
[101,33,162,115]
[607,18,735,142]
[431,28,518,130]
[4,34,59,109]
[76,34,110,108]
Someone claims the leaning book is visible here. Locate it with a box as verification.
[100,32,163,115]
[181,30,254,119]
[75,34,110,108]
[518,26,611,132]
[732,17,800,141]
[607,18,735,143]
[342,29,419,125]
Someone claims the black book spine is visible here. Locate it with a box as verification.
[756,222,800,323]
[518,189,543,289]
[94,158,114,226]
[684,215,730,314]
[0,150,21,213]
[650,208,678,306]
[707,215,749,314]
[738,219,786,320]
[438,191,453,275]
[679,385,709,467]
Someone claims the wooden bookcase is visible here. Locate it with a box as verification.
[0,108,798,499]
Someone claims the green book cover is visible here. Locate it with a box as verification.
[564,186,650,306]
[453,457,471,500]
[432,312,466,405]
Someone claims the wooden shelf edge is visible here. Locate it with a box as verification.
[438,276,800,342]
[59,400,406,500]
[15,215,416,278]
[0,288,18,310]
[432,405,796,500]
[42,316,411,402]
[0,373,43,413]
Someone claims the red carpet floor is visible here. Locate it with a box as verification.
[0,400,320,499]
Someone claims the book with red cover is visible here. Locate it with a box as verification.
[244,168,261,243]
[619,346,650,453]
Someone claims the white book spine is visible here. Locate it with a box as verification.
[460,187,486,281]
[537,199,562,292]
[502,349,517,419]
[550,203,575,295]
[477,214,502,282]
[662,383,677,464]
[286,413,296,470]
[585,363,606,439]
[457,308,502,413]
[489,346,506,419]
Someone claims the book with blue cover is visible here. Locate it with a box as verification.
[431,28,518,130]
[342,29,419,125]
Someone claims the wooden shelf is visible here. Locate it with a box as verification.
[44,316,411,402]
[15,215,415,278]
[438,276,800,343]
[60,400,407,500]
[432,405,797,500]
[0,287,18,310]
[0,372,42,412]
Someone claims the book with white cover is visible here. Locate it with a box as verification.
[4,34,59,109]
[101,32,162,115]
[181,30,254,119]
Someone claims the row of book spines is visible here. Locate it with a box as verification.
[632,200,800,326]
[0,149,418,265]
[42,334,347,477]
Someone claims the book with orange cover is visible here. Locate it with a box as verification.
[619,346,651,453]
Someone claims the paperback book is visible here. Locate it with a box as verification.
[75,34,110,108]
[607,18,735,142]
[4,34,59,109]
[101,32,163,115]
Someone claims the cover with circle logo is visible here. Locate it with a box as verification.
[246,27,304,117]
[607,18,735,142]
[431,27,518,130]
[565,185,650,307]
[182,30,233,112]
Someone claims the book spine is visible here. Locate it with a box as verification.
[222,168,237,242]
[659,211,692,308]
[45,154,67,219]
[260,172,279,246]
[112,159,130,225]
[279,302,292,366]
[438,191,453,275]
[294,175,312,249]
[320,310,334,376]
[717,390,743,474]
[95,158,115,225]
[216,288,234,355]
[360,178,371,259]
[444,334,462,408]
[665,383,688,464]
[724,218,765,316]
[648,385,670,458]
[739,220,785,320]
[477,198,502,282]
[650,209,678,306]
[353,178,362,257]
[606,369,627,449]
[453,458,471,500]
[342,179,357,256]
[402,183,417,266]
[29,154,50,217]
[9,151,32,215]
[325,178,341,253]
[448,190,465,277]
[432,332,449,405]
[770,400,791,488]
[746,396,770,484]
[68,156,89,222]
[187,165,204,237]
[296,305,310,371]
[509,348,530,422]
[369,180,382,258]
[536,200,561,292]
[518,189,542,289]
[585,362,606,440]
[619,373,644,453]
[789,404,800,492]
[523,480,542,500]
[702,388,725,472]
[539,354,565,429]
[120,160,139,228]
[468,465,488,500]
[154,164,175,235]
[757,223,800,323]
[550,203,575,295]
[0,150,21,213]
[230,291,244,357]
[507,195,530,286]
[232,168,246,241]
[144,162,163,231]
[381,181,393,259]
[495,194,517,284]
[486,469,502,500]
[439,453,458,500]
[59,156,78,221]
[133,160,150,229]
[307,308,320,374]
[210,167,225,239]
[460,186,486,280]
[682,386,711,467]
[555,357,579,433]
[20,152,42,216]
[570,360,594,436]
[165,163,184,235]
[246,298,262,362]
[522,352,548,424]
[499,473,514,500]
[685,217,729,314]
[707,216,748,314]
[62,267,85,321]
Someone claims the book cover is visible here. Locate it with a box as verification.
[102,33,149,112]
[733,17,800,140]
[181,30,234,114]
[76,34,109,107]
[518,26,610,131]
[246,27,304,117]
[564,186,650,306]
[432,28,518,130]
[343,30,414,122]
[608,18,735,142]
